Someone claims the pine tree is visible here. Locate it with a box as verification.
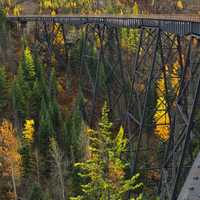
[12,64,27,119]
[49,67,58,99]
[29,183,49,200]
[0,7,7,59]
[50,137,66,200]
[22,47,36,86]
[21,119,35,179]
[70,102,143,200]
[12,47,37,121]
[0,67,7,112]
[38,96,55,177]
[63,94,85,161]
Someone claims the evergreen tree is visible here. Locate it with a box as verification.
[49,137,66,200]
[22,47,36,86]
[12,47,37,121]
[63,93,85,161]
[0,67,7,112]
[29,183,49,200]
[38,97,52,155]
[49,67,58,99]
[21,119,35,179]
[38,96,57,177]
[0,7,7,59]
[12,64,29,120]
[70,102,143,200]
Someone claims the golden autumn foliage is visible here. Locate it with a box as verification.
[171,61,180,91]
[154,96,170,141]
[0,0,22,16]
[22,119,34,143]
[154,76,170,141]
[0,120,21,175]
[133,2,139,15]
[108,160,125,184]
[176,0,184,10]
[53,25,65,46]
[154,58,183,141]
[13,5,22,16]
[0,120,21,200]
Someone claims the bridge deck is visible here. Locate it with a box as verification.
[6,15,200,36]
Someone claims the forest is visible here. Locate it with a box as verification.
[0,0,200,200]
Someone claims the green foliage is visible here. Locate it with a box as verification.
[12,47,37,119]
[49,68,58,98]
[29,184,49,200]
[22,47,36,86]
[116,126,127,156]
[121,27,139,52]
[12,64,29,118]
[38,97,53,151]
[70,102,143,200]
[20,120,35,179]
[0,7,7,51]
[0,67,7,111]
[64,93,85,160]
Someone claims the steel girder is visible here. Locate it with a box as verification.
[10,20,200,199]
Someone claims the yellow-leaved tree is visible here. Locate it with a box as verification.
[0,120,21,200]
[154,74,170,141]
[23,119,34,142]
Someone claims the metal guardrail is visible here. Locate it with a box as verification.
[6,15,200,36]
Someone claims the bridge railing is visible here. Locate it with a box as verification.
[6,15,200,36]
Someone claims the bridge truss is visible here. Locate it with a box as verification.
[7,15,200,199]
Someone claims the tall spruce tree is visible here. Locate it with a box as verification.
[0,67,7,112]
[63,92,85,161]
[29,183,49,200]
[21,119,35,179]
[12,64,28,121]
[22,47,36,86]
[70,102,143,200]
[12,47,37,121]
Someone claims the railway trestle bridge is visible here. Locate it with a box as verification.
[6,15,200,200]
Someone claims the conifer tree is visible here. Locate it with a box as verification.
[21,119,35,179]
[38,97,53,154]
[0,67,7,112]
[0,7,7,60]
[48,68,62,140]
[32,61,48,118]
[12,64,28,120]
[50,137,66,200]
[29,183,49,200]
[22,47,36,87]
[63,93,85,161]
[49,68,58,98]
[38,96,56,177]
[12,47,37,121]
[70,102,143,200]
